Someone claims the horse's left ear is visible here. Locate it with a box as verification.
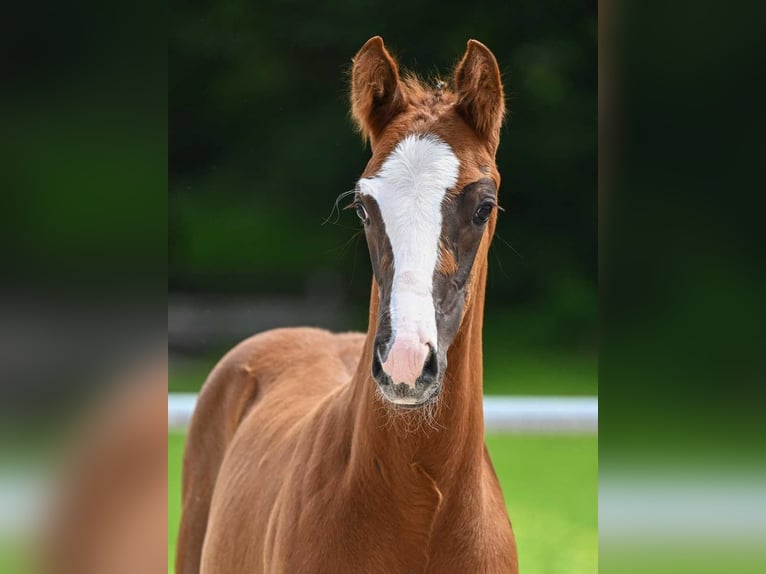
[454,40,505,148]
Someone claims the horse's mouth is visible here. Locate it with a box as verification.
[376,379,442,408]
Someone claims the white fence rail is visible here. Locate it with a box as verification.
[168,394,597,433]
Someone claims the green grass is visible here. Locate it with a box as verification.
[0,541,34,574]
[486,434,598,573]
[600,547,766,574]
[168,432,597,574]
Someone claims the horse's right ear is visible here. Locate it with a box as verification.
[351,36,408,145]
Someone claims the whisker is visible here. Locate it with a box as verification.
[373,389,445,436]
[490,243,511,281]
[494,232,523,259]
[346,232,364,288]
[321,188,357,226]
[326,230,362,256]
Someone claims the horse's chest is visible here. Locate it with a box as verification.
[264,463,443,573]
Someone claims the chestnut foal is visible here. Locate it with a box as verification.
[177,37,517,574]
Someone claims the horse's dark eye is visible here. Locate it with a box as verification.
[355,203,369,223]
[473,203,494,224]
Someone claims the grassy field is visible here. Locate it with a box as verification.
[168,432,597,574]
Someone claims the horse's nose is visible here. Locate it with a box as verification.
[380,334,435,388]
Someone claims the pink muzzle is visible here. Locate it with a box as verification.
[381,334,431,388]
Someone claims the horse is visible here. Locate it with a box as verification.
[176,36,518,574]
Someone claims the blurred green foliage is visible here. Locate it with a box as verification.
[169,0,597,357]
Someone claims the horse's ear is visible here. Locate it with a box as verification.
[351,36,408,144]
[454,40,505,148]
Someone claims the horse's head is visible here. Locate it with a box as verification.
[350,37,505,407]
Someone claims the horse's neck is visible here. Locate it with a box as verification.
[346,261,488,494]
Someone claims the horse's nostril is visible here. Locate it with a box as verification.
[372,345,387,384]
[422,347,439,380]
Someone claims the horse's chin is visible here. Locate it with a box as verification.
[376,383,441,409]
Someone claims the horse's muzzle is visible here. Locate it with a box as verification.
[371,337,440,406]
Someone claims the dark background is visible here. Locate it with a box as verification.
[168,0,597,394]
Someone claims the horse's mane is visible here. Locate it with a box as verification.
[399,73,458,126]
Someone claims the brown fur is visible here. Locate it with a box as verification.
[177,38,517,574]
[438,241,459,275]
[454,40,506,151]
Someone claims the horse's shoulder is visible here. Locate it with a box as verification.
[207,327,364,388]
[238,326,361,363]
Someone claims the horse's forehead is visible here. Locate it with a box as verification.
[363,122,496,190]
[359,134,460,203]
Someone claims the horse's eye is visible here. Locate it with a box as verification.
[473,202,494,224]
[355,203,369,224]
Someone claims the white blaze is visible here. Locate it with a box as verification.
[358,134,460,351]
